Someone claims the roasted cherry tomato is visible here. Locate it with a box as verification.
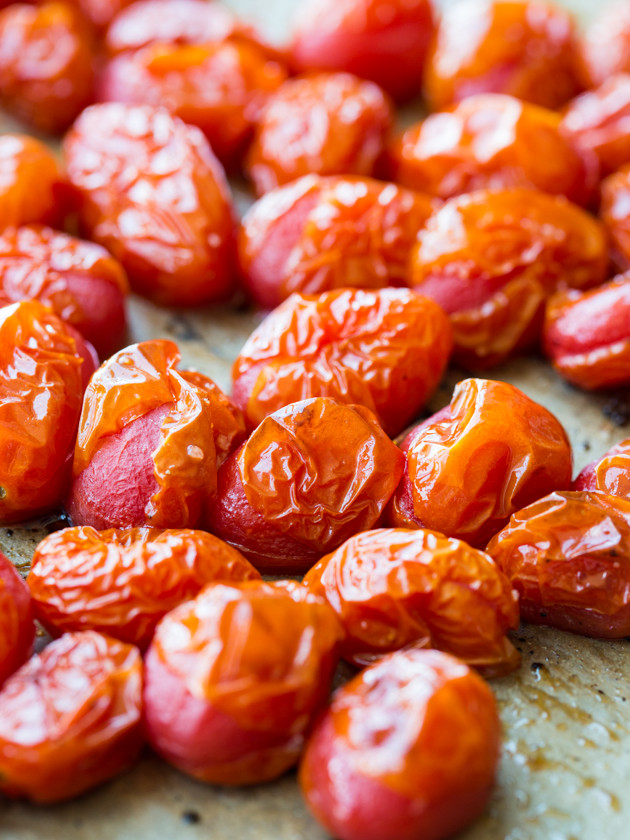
[387,94,598,207]
[543,274,630,390]
[299,648,501,840]
[28,527,260,649]
[0,301,97,524]
[207,398,405,574]
[388,378,572,548]
[97,40,287,168]
[601,165,630,272]
[409,188,608,368]
[0,630,143,803]
[245,72,393,195]
[0,2,94,134]
[0,552,34,686]
[238,175,435,309]
[0,135,64,230]
[67,0,134,29]
[290,0,435,103]
[561,74,630,177]
[232,288,452,436]
[573,437,630,500]
[424,0,582,111]
[0,225,128,359]
[304,528,519,675]
[68,340,245,531]
[487,491,630,638]
[144,580,343,785]
[578,0,630,89]
[63,103,235,307]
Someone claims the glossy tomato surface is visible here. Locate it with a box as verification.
[573,437,630,499]
[0,135,64,230]
[144,580,343,785]
[578,0,630,88]
[601,165,630,272]
[0,552,34,686]
[299,648,501,840]
[488,491,630,637]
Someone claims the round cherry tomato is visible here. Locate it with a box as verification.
[299,648,501,840]
[573,437,630,499]
[290,0,435,103]
[304,527,520,675]
[232,288,452,436]
[578,0,630,88]
[388,378,573,548]
[28,526,260,649]
[387,93,599,207]
[601,165,630,272]
[63,103,235,307]
[238,174,435,309]
[543,274,630,390]
[68,339,245,531]
[0,300,97,524]
[0,225,128,359]
[97,40,287,168]
[207,397,405,574]
[409,188,608,368]
[144,580,343,785]
[487,491,630,638]
[0,630,143,803]
[245,72,393,195]
[424,0,582,111]
[0,135,64,230]
[0,552,34,686]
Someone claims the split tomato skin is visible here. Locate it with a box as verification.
[487,491,630,638]
[0,630,143,803]
[0,552,34,686]
[0,135,65,230]
[144,580,344,785]
[573,437,630,500]
[299,648,501,840]
[28,527,260,649]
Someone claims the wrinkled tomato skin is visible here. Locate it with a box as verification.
[543,274,630,390]
[144,580,343,785]
[487,491,630,638]
[425,0,582,112]
[601,166,630,272]
[387,94,599,208]
[303,528,520,676]
[299,649,501,840]
[578,1,630,89]
[68,340,245,531]
[573,437,630,499]
[0,630,143,803]
[28,527,260,649]
[0,2,94,135]
[238,175,435,309]
[0,135,65,230]
[232,288,452,437]
[290,0,435,103]
[0,553,34,686]
[0,301,97,524]
[410,189,608,368]
[388,379,573,549]
[0,225,128,359]
[207,398,405,575]
[245,73,393,196]
[97,41,287,169]
[63,103,235,308]
[561,75,630,177]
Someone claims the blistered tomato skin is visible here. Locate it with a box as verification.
[425,0,582,111]
[303,528,520,676]
[573,438,630,499]
[0,301,97,525]
[0,135,64,230]
[299,649,501,840]
[68,340,246,531]
[245,73,393,195]
[28,527,260,649]
[578,1,630,88]
[0,553,34,686]
[601,166,630,272]
[238,175,435,309]
[410,189,608,368]
[487,491,630,638]
[387,94,599,207]
[144,580,344,785]
[0,630,143,803]
[63,103,235,307]
[388,379,573,549]
[97,41,287,168]
[207,398,405,575]
[290,0,435,103]
[232,288,452,436]
[0,225,128,359]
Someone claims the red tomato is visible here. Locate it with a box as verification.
[573,437,630,499]
[601,165,630,273]
[0,135,65,230]
[0,552,34,686]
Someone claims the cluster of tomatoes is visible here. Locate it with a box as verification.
[0,0,630,838]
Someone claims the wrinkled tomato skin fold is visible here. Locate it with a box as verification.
[573,436,630,499]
